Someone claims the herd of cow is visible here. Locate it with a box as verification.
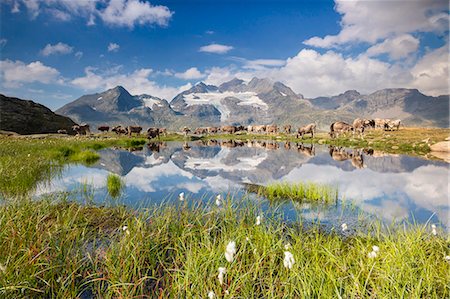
[63,117,400,139]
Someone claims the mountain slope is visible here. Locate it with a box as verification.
[0,94,76,134]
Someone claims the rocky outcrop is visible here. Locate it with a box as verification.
[0,94,76,135]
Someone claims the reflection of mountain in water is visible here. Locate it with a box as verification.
[93,149,146,175]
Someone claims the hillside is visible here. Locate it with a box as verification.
[0,94,76,135]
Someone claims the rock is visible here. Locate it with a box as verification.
[430,141,450,152]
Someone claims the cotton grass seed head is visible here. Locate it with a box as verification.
[341,223,348,231]
[372,245,379,252]
[179,192,185,201]
[283,251,295,269]
[256,215,261,225]
[445,256,450,262]
[225,241,237,263]
[208,291,215,299]
[215,194,221,206]
[368,251,377,258]
[218,267,226,285]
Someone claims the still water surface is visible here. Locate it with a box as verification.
[36,140,449,230]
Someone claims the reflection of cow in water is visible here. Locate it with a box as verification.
[297,143,315,156]
[147,142,167,153]
[328,146,364,169]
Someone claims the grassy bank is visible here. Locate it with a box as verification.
[0,197,448,298]
[0,136,146,197]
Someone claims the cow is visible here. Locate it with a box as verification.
[207,127,219,134]
[385,119,401,131]
[57,129,67,134]
[247,125,254,133]
[352,118,366,138]
[112,125,127,135]
[181,127,191,137]
[147,127,160,139]
[284,124,292,134]
[158,128,167,136]
[253,125,266,134]
[97,125,110,133]
[296,123,316,139]
[235,125,245,132]
[72,124,90,136]
[221,125,237,134]
[127,126,142,137]
[374,118,389,129]
[266,124,277,134]
[194,127,208,135]
[329,122,353,138]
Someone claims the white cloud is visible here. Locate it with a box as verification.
[0,59,61,88]
[366,34,420,60]
[107,42,120,52]
[40,42,73,56]
[174,67,205,80]
[238,58,286,70]
[71,66,186,100]
[199,43,234,54]
[304,0,449,48]
[99,0,173,28]
[410,44,449,96]
[7,0,173,28]
[75,51,83,59]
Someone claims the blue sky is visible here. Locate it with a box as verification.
[0,0,448,110]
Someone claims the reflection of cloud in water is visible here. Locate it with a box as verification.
[203,175,238,191]
[175,182,205,193]
[184,148,268,171]
[35,166,109,196]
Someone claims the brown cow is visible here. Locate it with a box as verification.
[128,126,142,137]
[207,127,219,134]
[253,125,266,134]
[72,124,90,135]
[266,124,277,134]
[97,125,110,133]
[194,127,208,135]
[221,125,237,134]
[247,125,254,133]
[181,127,191,137]
[112,125,127,135]
[158,128,167,136]
[147,127,160,139]
[329,122,353,138]
[374,118,389,129]
[284,124,292,134]
[296,123,316,139]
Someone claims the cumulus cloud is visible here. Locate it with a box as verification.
[40,42,73,56]
[174,67,205,80]
[107,42,120,52]
[199,43,234,54]
[71,66,186,100]
[366,34,420,60]
[75,51,83,59]
[0,59,61,88]
[304,0,449,48]
[7,0,173,28]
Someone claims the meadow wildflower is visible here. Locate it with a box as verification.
[368,251,377,258]
[208,291,215,299]
[215,194,222,206]
[283,251,295,269]
[372,245,380,252]
[341,223,348,231]
[284,243,291,250]
[179,192,185,201]
[245,237,250,241]
[122,225,130,235]
[445,256,450,262]
[218,267,226,285]
[225,241,237,263]
[256,215,261,225]
[431,224,437,235]
[225,290,229,295]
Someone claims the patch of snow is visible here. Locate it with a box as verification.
[141,97,164,110]
[280,91,287,96]
[92,107,97,110]
[97,97,102,101]
[183,91,268,121]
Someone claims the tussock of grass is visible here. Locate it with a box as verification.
[106,174,123,198]
[69,150,100,165]
[255,181,338,204]
[0,197,448,298]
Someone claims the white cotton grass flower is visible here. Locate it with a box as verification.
[283,251,295,269]
[208,290,215,299]
[445,256,450,262]
[431,224,437,235]
[224,290,229,295]
[284,243,291,250]
[225,241,237,263]
[368,251,377,258]
[218,267,226,285]
[372,245,380,253]
[341,223,348,232]
[256,215,261,226]
[215,194,222,206]
[245,237,250,242]
[179,192,185,201]
[122,225,130,235]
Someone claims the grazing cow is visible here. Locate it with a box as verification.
[297,143,315,157]
[72,124,90,135]
[57,129,67,134]
[296,123,316,139]
[112,125,127,135]
[235,125,245,132]
[221,125,237,134]
[97,125,110,133]
[181,127,191,137]
[266,124,277,134]
[374,118,389,129]
[207,127,219,134]
[253,125,266,134]
[146,127,160,139]
[385,119,401,131]
[329,122,353,138]
[158,128,167,136]
[194,127,208,135]
[284,125,292,134]
[247,125,254,133]
[352,118,366,138]
[128,126,142,137]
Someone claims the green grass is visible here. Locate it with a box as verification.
[251,181,338,204]
[0,196,448,298]
[0,136,146,197]
[107,173,123,198]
